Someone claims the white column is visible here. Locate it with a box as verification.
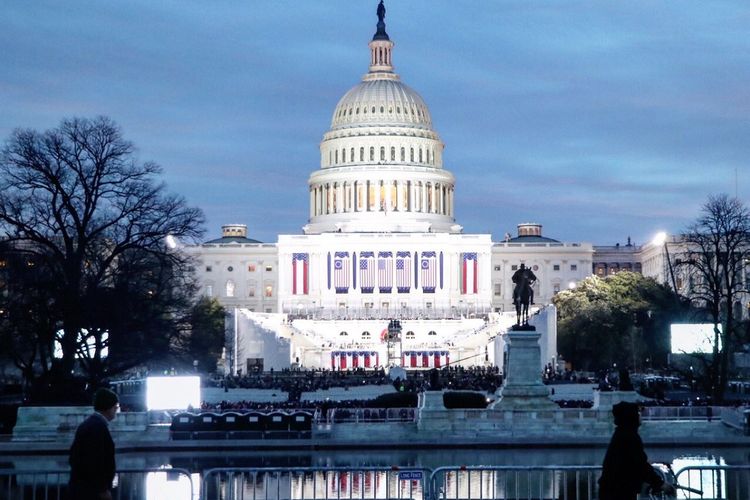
[310,187,315,217]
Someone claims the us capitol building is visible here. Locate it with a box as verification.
[185,4,671,374]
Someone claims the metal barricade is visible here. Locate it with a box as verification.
[0,467,194,500]
[202,466,431,500]
[674,465,750,500]
[430,466,602,500]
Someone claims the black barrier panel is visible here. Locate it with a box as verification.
[245,412,266,431]
[289,411,313,431]
[192,412,220,432]
[266,411,289,431]
[171,412,196,432]
[219,412,243,431]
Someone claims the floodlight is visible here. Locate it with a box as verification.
[652,231,667,246]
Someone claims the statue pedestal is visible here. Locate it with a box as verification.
[492,327,556,410]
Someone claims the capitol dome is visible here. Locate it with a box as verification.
[304,2,461,235]
[331,79,433,131]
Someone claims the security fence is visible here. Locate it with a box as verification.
[202,466,430,500]
[0,467,194,500]
[3,464,750,499]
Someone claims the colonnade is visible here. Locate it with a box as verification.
[310,180,454,217]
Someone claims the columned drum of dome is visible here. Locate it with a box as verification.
[304,3,461,235]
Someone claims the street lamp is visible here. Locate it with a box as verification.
[652,231,678,293]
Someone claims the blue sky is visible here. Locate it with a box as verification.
[2,1,748,246]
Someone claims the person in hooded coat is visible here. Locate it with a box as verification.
[598,402,676,500]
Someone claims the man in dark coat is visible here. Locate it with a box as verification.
[599,401,675,500]
[68,388,118,500]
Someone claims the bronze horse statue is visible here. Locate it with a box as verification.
[512,264,536,326]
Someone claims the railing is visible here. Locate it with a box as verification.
[0,467,194,500]
[328,407,418,424]
[3,464,749,499]
[430,465,603,500]
[203,466,430,500]
[674,465,750,499]
[641,405,724,421]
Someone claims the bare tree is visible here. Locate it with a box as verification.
[679,194,750,401]
[0,117,204,397]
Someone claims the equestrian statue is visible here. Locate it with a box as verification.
[511,263,536,326]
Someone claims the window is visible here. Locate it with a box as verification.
[571,264,578,271]
[360,147,364,161]
[265,308,272,313]
[410,148,414,162]
[248,287,255,297]
[350,147,354,161]
[511,265,518,271]
[428,330,437,336]
[342,148,346,162]
[248,264,256,272]
[553,283,561,294]
[391,147,395,161]
[361,331,370,338]
[370,147,375,161]
[335,150,338,164]
[426,302,433,309]
[419,149,423,162]
[206,266,212,272]
[400,147,405,161]
[380,146,385,161]
[494,283,502,296]
[264,284,273,297]
[494,265,501,271]
[553,265,560,271]
[405,331,415,339]
[205,285,213,297]
[225,280,235,297]
[340,331,348,336]
[265,265,273,272]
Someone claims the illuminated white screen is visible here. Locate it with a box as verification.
[145,376,201,411]
[670,323,721,354]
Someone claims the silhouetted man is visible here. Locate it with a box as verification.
[68,388,118,500]
[599,402,675,500]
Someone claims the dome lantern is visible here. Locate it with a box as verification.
[369,1,394,74]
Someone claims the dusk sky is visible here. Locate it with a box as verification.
[2,1,748,246]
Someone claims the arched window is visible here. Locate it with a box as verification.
[400,147,405,161]
[410,148,414,162]
[340,331,348,336]
[380,146,385,161]
[342,148,346,163]
[428,330,437,336]
[350,148,354,162]
[370,147,375,161]
[360,147,364,161]
[391,147,396,161]
[335,150,338,164]
[372,106,376,113]
[405,331,415,339]
[225,280,235,297]
[361,331,371,338]
[419,148,423,163]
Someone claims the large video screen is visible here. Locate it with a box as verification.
[145,376,201,411]
[670,323,721,354]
